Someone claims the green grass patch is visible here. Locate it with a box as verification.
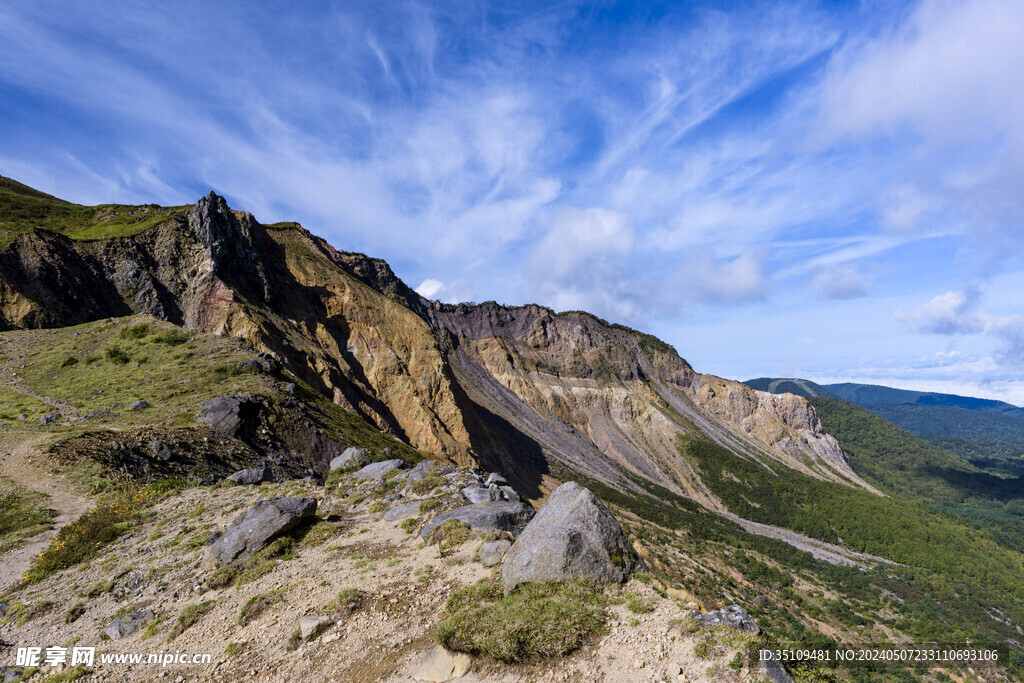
[436,578,605,662]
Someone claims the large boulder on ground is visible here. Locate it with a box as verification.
[210,496,317,567]
[502,481,643,594]
[421,501,534,540]
[329,447,370,471]
[351,459,405,480]
[105,609,155,640]
[297,615,333,641]
[196,396,259,437]
[227,464,274,485]
[689,605,759,634]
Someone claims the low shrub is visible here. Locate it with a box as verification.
[436,578,605,662]
[168,600,216,641]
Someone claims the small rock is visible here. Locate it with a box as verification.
[633,659,645,669]
[384,501,421,522]
[498,486,520,503]
[351,459,405,480]
[485,473,508,486]
[151,439,173,462]
[130,400,149,411]
[412,645,472,682]
[105,610,155,640]
[40,413,60,424]
[0,601,7,617]
[298,615,332,641]
[479,539,512,567]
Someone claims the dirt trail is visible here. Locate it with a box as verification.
[0,435,92,590]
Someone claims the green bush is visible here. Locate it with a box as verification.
[168,600,216,640]
[105,345,131,365]
[239,590,284,626]
[152,329,189,345]
[119,323,152,340]
[428,519,471,557]
[61,356,79,367]
[436,578,605,662]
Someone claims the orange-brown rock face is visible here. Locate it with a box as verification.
[0,187,880,504]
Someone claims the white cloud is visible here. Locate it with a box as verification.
[811,265,872,300]
[894,289,1024,367]
[675,248,770,304]
[414,278,472,305]
[893,289,985,334]
[819,0,1024,263]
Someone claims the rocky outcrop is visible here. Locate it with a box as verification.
[689,605,760,634]
[0,181,881,531]
[502,482,643,594]
[196,396,260,438]
[227,464,274,485]
[210,496,317,567]
[330,447,369,471]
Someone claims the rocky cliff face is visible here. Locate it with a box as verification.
[0,182,876,505]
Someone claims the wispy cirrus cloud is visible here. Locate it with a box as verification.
[1,0,1022,400]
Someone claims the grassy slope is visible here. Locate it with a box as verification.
[0,175,187,247]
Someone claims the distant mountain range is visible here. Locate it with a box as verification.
[746,377,1024,476]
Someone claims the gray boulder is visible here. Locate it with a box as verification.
[40,413,59,424]
[151,439,173,462]
[129,400,149,411]
[105,609,155,640]
[502,481,643,595]
[0,601,6,617]
[351,459,405,480]
[210,496,317,567]
[384,501,421,522]
[297,615,333,641]
[329,447,370,472]
[689,605,760,634]
[196,396,258,437]
[485,473,508,486]
[421,501,535,540]
[227,464,274,485]
[462,485,501,504]
[403,459,436,494]
[479,539,512,567]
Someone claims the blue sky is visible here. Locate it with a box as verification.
[2,0,1023,403]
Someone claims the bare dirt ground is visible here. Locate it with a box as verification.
[0,434,93,590]
[1,480,769,683]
